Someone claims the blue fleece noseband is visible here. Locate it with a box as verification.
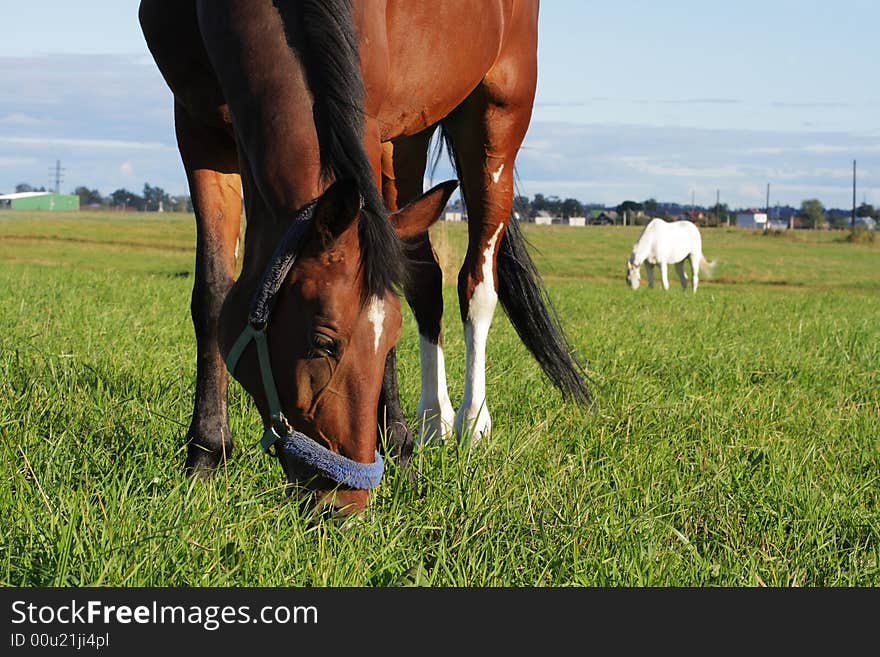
[261,427,384,490]
[224,201,385,490]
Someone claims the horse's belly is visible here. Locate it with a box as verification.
[376,0,507,139]
[657,244,694,263]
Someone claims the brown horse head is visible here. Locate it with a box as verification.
[220,178,457,515]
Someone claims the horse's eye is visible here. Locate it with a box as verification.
[308,334,338,359]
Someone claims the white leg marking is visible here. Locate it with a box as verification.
[491,163,505,184]
[455,222,504,443]
[416,335,455,444]
[366,296,385,353]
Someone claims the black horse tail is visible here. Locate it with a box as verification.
[432,127,591,404]
[496,207,591,404]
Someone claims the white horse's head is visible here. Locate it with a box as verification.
[626,257,641,289]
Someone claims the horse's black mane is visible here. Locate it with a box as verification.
[274,0,404,299]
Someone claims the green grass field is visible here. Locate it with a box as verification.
[2,210,878,586]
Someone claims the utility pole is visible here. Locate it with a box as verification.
[852,159,857,230]
[764,183,770,233]
[715,188,720,226]
[48,160,64,194]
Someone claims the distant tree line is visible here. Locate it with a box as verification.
[512,193,734,226]
[510,192,878,228]
[11,181,879,227]
[14,183,48,193]
[514,193,586,219]
[800,199,878,229]
[12,182,192,212]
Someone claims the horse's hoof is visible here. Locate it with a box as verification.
[184,430,232,476]
[184,450,223,477]
[453,405,491,445]
[415,405,455,445]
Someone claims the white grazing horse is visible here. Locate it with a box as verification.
[626,218,712,293]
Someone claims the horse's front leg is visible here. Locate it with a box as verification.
[660,262,670,290]
[376,347,416,472]
[382,132,455,446]
[373,133,420,468]
[645,262,655,288]
[175,103,242,474]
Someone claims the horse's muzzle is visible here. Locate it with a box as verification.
[280,454,371,516]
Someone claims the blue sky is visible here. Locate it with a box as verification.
[0,0,877,209]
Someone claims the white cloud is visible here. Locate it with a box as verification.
[610,156,747,180]
[1,52,876,208]
[736,184,768,205]
[0,157,38,167]
[0,136,174,151]
[0,113,42,126]
[513,122,880,208]
[731,146,794,156]
[803,143,880,154]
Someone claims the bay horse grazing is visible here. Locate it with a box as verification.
[139,0,589,514]
[626,218,713,293]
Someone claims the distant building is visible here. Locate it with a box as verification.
[735,210,768,229]
[442,199,465,222]
[855,216,876,230]
[566,216,586,227]
[589,210,617,225]
[533,210,553,225]
[0,191,80,212]
[685,210,707,225]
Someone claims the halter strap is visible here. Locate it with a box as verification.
[249,200,317,329]
[224,201,384,489]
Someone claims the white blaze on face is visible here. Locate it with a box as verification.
[491,163,505,184]
[366,295,385,353]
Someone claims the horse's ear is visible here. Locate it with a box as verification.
[391,180,459,240]
[312,178,362,244]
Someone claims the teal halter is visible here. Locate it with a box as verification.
[224,201,384,490]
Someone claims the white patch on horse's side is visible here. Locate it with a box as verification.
[491,163,504,184]
[234,236,240,260]
[416,335,455,443]
[366,296,385,352]
[455,222,505,441]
